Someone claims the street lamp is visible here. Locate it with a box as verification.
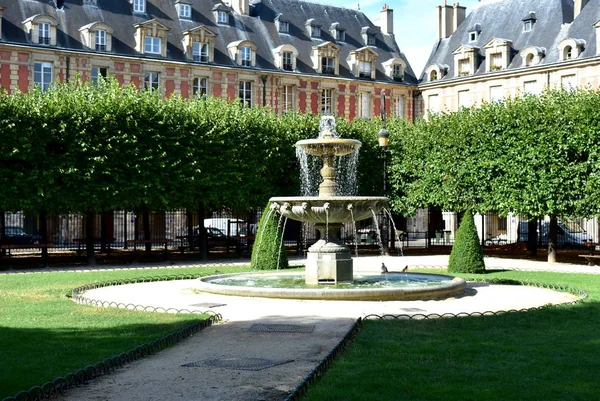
[378,92,390,254]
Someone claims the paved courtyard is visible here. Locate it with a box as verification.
[47,255,592,401]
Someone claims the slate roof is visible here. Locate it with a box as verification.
[0,0,415,85]
[421,0,584,82]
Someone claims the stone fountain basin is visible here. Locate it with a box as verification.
[270,196,388,224]
[196,271,467,301]
[295,138,361,157]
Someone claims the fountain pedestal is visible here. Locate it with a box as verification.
[305,223,353,284]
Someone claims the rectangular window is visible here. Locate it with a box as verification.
[489,85,503,101]
[282,85,295,113]
[367,35,376,46]
[428,94,440,114]
[91,67,108,85]
[34,62,52,91]
[491,53,502,70]
[144,72,159,92]
[144,37,161,54]
[394,96,405,119]
[193,42,209,62]
[359,61,372,78]
[241,47,252,67]
[312,26,321,38]
[561,74,576,90]
[39,23,50,45]
[282,52,293,71]
[133,0,145,13]
[523,80,539,95]
[239,81,252,107]
[359,93,370,118]
[279,21,289,33]
[523,20,532,32]
[458,58,469,76]
[321,57,335,74]
[95,30,106,51]
[217,11,228,24]
[469,31,478,41]
[458,90,471,109]
[336,30,345,41]
[178,4,191,19]
[321,88,333,114]
[193,77,208,96]
[393,64,403,81]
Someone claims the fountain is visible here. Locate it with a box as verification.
[195,116,466,301]
[270,116,387,284]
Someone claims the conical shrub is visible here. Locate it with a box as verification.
[250,203,288,270]
[448,212,485,274]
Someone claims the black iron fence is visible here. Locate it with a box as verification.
[1,208,597,263]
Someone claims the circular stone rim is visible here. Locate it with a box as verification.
[196,271,467,301]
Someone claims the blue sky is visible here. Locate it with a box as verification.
[312,0,480,75]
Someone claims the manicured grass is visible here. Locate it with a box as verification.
[302,270,600,401]
[0,264,251,398]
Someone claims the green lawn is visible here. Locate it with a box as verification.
[0,264,250,398]
[302,270,600,401]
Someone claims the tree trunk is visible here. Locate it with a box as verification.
[85,210,96,266]
[527,219,538,257]
[548,215,558,263]
[198,205,207,261]
[143,210,151,253]
[39,209,49,263]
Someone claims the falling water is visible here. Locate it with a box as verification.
[370,208,384,255]
[335,149,360,196]
[383,208,404,257]
[349,208,359,258]
[274,212,286,256]
[277,216,288,270]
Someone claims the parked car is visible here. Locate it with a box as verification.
[517,220,588,249]
[2,227,41,245]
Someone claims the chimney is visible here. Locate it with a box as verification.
[436,2,454,40]
[379,4,393,35]
[453,3,466,33]
[231,0,249,15]
[574,0,590,19]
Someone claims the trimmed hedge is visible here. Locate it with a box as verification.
[448,212,485,274]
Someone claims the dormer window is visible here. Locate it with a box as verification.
[228,40,257,67]
[133,0,145,13]
[522,12,536,32]
[134,19,170,57]
[80,22,113,52]
[39,23,50,44]
[520,46,545,67]
[306,19,322,38]
[468,23,481,42]
[349,47,378,79]
[279,21,289,33]
[193,42,209,62]
[311,42,341,75]
[383,58,406,82]
[177,3,192,19]
[484,38,512,72]
[558,38,585,61]
[23,14,59,46]
[361,27,377,47]
[183,26,217,63]
[95,30,106,51]
[241,46,252,66]
[425,63,448,82]
[213,4,230,24]
[273,44,298,72]
[330,23,346,42]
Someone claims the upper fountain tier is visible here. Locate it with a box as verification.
[295,116,361,159]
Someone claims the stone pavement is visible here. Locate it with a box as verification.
[21,255,597,400]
